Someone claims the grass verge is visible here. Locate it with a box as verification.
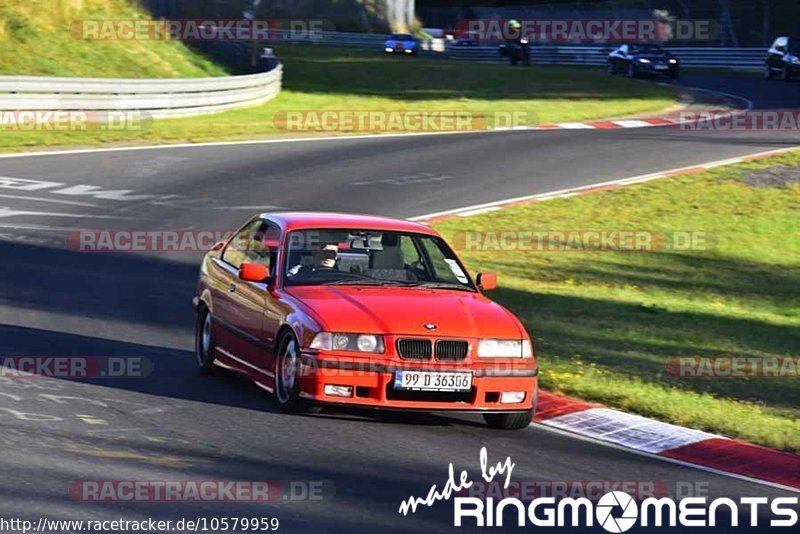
[0,45,677,152]
[0,0,226,77]
[433,150,800,453]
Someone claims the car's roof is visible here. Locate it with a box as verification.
[259,212,437,235]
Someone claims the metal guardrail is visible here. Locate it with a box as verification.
[0,64,283,119]
[446,45,765,70]
[266,30,448,52]
[271,29,763,70]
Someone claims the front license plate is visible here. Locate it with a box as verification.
[393,370,473,392]
[654,64,668,70]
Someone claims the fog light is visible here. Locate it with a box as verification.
[500,391,525,404]
[324,385,353,397]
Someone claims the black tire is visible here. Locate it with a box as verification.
[607,61,617,75]
[764,64,773,80]
[626,62,636,78]
[195,306,217,374]
[781,66,791,81]
[484,410,533,430]
[273,331,304,411]
[669,68,679,80]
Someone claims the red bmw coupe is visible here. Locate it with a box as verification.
[193,212,538,429]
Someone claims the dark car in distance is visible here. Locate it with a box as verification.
[608,43,679,79]
[765,36,800,80]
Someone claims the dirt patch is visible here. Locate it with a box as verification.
[740,165,800,188]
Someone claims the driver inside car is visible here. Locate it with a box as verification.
[288,243,338,276]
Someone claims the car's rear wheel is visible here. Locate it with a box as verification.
[274,331,304,411]
[626,62,636,78]
[484,410,533,430]
[195,306,217,374]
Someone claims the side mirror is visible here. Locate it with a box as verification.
[239,263,269,283]
[476,272,497,291]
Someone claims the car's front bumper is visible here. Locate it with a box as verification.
[634,62,677,75]
[297,352,538,412]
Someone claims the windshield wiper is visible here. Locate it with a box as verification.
[323,279,416,286]
[408,281,476,292]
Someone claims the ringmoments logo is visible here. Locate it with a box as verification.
[398,447,800,529]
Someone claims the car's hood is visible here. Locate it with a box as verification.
[284,286,524,339]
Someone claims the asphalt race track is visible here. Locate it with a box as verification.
[0,75,798,532]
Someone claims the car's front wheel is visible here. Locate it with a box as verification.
[607,61,617,75]
[274,331,304,411]
[781,66,792,81]
[195,306,217,374]
[764,64,773,80]
[484,410,533,430]
[626,62,636,78]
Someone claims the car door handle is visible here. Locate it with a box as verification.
[228,284,236,293]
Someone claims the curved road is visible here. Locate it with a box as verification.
[0,75,798,533]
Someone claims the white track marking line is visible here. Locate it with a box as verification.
[0,208,139,220]
[0,223,82,231]
[0,129,489,160]
[0,83,753,160]
[408,146,799,221]
[455,207,501,217]
[531,422,800,495]
[0,194,99,207]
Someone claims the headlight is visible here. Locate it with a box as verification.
[668,58,677,64]
[384,47,393,52]
[478,339,533,358]
[309,332,384,353]
[790,55,800,64]
[638,58,651,64]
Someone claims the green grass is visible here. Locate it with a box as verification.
[0,0,226,77]
[0,44,677,152]
[434,151,800,453]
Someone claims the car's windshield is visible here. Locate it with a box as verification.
[390,34,414,41]
[789,39,800,53]
[630,44,664,55]
[284,229,474,289]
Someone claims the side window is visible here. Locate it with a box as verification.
[619,44,628,55]
[249,223,281,275]
[222,219,265,270]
